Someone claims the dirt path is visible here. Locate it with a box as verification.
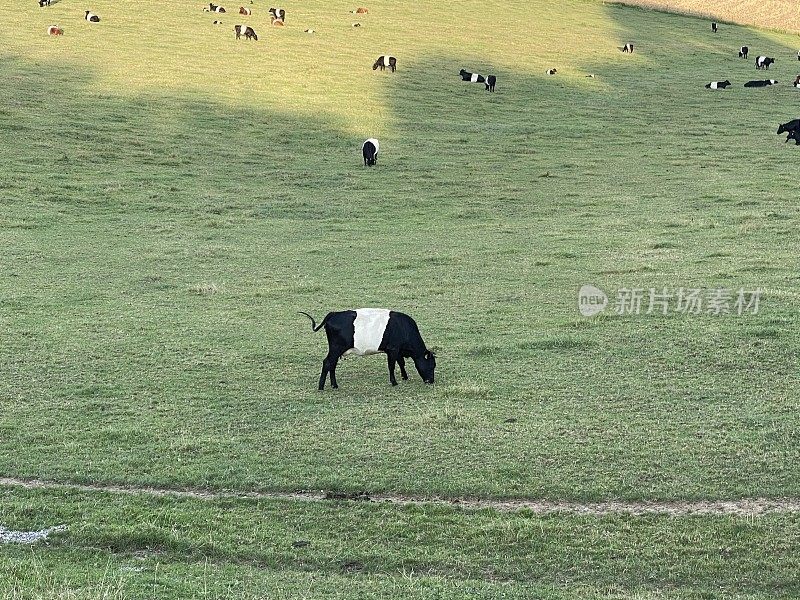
[3,477,800,516]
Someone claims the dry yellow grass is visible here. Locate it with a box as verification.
[614,0,800,34]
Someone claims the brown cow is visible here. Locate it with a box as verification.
[47,25,63,35]
[352,7,368,13]
[270,16,285,26]
[239,6,251,15]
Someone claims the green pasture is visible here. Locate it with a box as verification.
[1,0,799,596]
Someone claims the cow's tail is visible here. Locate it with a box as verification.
[299,311,328,332]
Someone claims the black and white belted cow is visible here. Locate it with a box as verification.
[373,55,397,72]
[712,22,718,33]
[459,69,484,83]
[209,3,226,12]
[268,7,285,21]
[234,24,257,39]
[362,138,379,166]
[39,0,52,7]
[301,309,436,390]
[84,11,100,22]
[739,46,748,59]
[622,42,634,53]
[705,80,731,89]
[756,56,775,69]
[744,79,778,87]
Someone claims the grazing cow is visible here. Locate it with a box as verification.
[744,79,778,87]
[268,7,285,22]
[209,3,226,12]
[47,25,63,35]
[234,24,257,40]
[304,28,315,33]
[777,119,800,138]
[84,11,100,22]
[756,56,775,69]
[485,74,496,92]
[459,69,485,83]
[239,6,251,15]
[739,46,748,59]
[712,22,718,33]
[545,68,557,75]
[362,138,379,166]
[373,55,397,72]
[352,7,369,13]
[352,22,361,27]
[39,0,52,6]
[622,43,634,53]
[705,80,731,89]
[794,75,800,88]
[300,309,436,390]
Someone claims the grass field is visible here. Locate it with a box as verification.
[2,0,800,597]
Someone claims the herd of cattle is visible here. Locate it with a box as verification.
[31,5,800,388]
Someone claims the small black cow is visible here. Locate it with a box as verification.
[234,24,257,40]
[84,11,100,22]
[712,22,718,33]
[362,138,379,166]
[485,74,496,92]
[300,309,436,390]
[268,7,285,21]
[705,80,731,89]
[744,79,778,87]
[622,43,634,53]
[373,56,397,72]
[459,69,484,83]
[756,56,775,69]
[739,46,748,59]
[209,3,226,12]
[777,119,800,143]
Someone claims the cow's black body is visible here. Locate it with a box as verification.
[373,56,397,72]
[755,56,775,70]
[744,79,778,87]
[485,75,496,92]
[739,46,748,59]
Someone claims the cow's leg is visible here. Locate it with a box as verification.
[386,352,399,386]
[397,356,409,380]
[318,357,330,390]
[328,353,341,389]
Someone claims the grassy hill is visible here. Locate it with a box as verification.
[1,0,799,597]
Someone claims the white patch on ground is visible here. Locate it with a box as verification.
[0,524,66,544]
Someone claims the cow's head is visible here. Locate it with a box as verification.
[414,350,436,384]
[723,80,731,86]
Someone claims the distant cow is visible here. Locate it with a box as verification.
[739,46,748,59]
[39,0,52,6]
[459,69,484,83]
[777,119,800,142]
[373,55,396,72]
[622,43,634,53]
[300,309,436,390]
[712,22,718,33]
[268,7,285,21]
[234,24,257,40]
[47,25,63,35]
[485,74,496,92]
[239,6,251,15]
[84,11,100,22]
[362,138,379,166]
[756,56,775,69]
[744,79,778,87]
[705,80,731,89]
[209,3,226,12]
[545,68,557,75]
[794,75,800,88]
[797,50,800,61]
[352,7,369,13]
